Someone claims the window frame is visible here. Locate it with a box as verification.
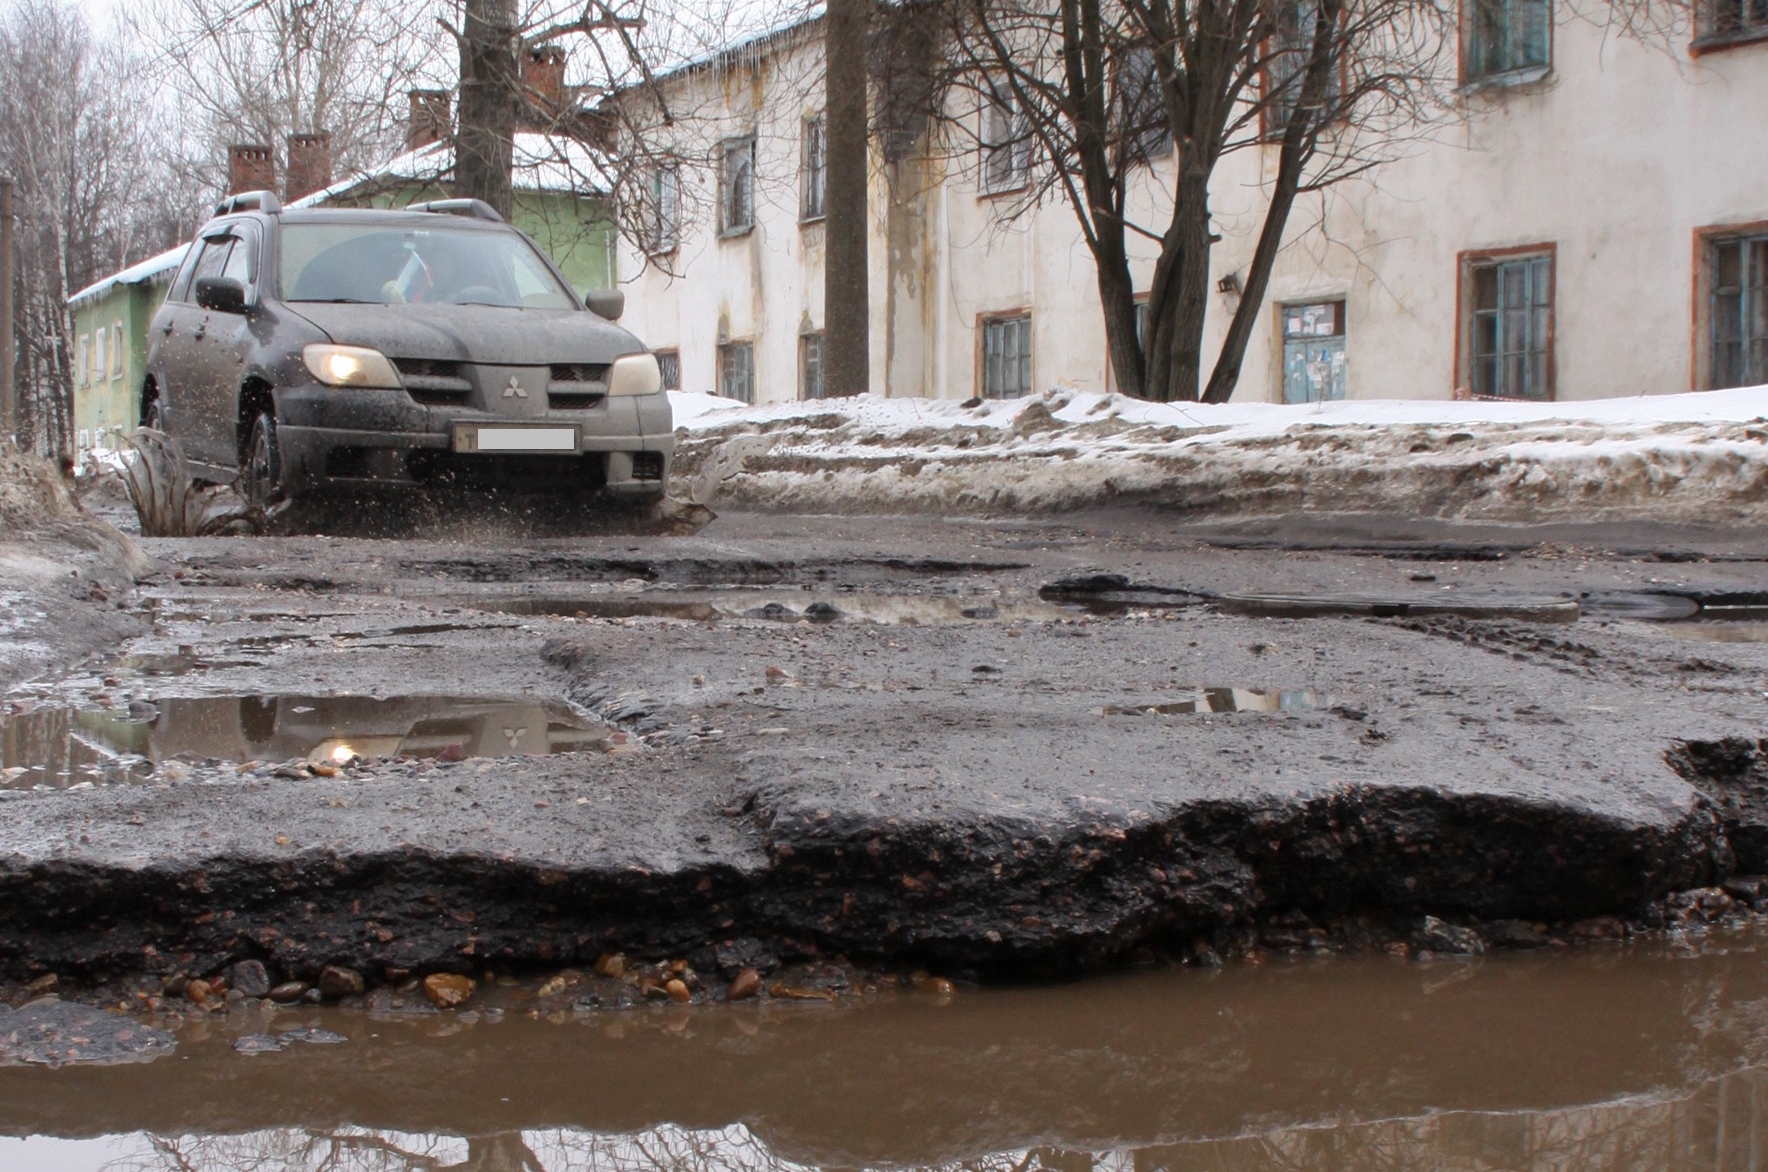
[719,135,757,238]
[1693,221,1768,391]
[646,166,681,256]
[1458,0,1554,88]
[1260,0,1345,139]
[1454,243,1556,401]
[978,84,1031,197]
[1691,0,1768,52]
[654,348,681,391]
[800,330,825,399]
[1116,45,1174,166]
[801,114,827,224]
[719,339,755,404]
[978,311,1034,399]
[110,320,124,379]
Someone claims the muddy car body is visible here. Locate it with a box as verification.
[142,193,671,505]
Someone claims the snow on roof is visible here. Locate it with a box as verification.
[288,133,609,210]
[67,243,190,309]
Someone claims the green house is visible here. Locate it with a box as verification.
[66,133,615,455]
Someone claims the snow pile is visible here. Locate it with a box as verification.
[670,386,1768,520]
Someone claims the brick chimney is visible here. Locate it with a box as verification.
[227,144,275,196]
[284,133,332,202]
[407,89,452,151]
[522,44,568,123]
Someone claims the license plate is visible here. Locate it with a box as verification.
[453,425,579,453]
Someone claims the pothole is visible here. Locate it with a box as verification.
[433,589,1076,626]
[1100,688,1336,716]
[0,695,608,790]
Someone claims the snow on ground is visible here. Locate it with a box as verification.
[669,386,1768,520]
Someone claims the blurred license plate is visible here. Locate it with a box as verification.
[454,425,579,453]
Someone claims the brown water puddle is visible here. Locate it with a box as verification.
[0,694,607,789]
[5,938,1768,1168]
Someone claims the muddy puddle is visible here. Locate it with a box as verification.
[1101,687,1335,715]
[0,694,606,789]
[7,938,1768,1169]
[428,586,1076,626]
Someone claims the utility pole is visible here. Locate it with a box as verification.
[824,0,869,397]
[0,176,14,444]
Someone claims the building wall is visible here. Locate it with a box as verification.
[72,282,167,451]
[617,16,1768,404]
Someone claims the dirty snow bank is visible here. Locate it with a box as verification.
[670,386,1768,520]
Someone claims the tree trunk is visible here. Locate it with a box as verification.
[455,0,518,220]
[823,0,870,397]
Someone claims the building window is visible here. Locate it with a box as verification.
[801,332,825,399]
[1281,300,1347,403]
[720,341,754,403]
[646,167,680,254]
[981,314,1032,398]
[1267,0,1339,133]
[980,85,1030,194]
[92,329,106,387]
[654,349,681,391]
[1118,46,1172,163]
[801,115,826,222]
[75,333,89,387]
[1463,0,1551,82]
[111,322,124,378]
[1696,0,1768,44]
[721,137,756,236]
[1465,251,1552,400]
[1709,234,1768,390]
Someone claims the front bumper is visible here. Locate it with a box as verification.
[273,383,674,497]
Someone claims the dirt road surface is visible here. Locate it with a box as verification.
[5,504,1768,993]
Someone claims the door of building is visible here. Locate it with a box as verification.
[1281,300,1347,404]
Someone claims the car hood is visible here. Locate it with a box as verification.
[287,302,644,365]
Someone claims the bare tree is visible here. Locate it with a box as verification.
[891,0,1458,402]
[0,0,177,460]
[139,0,449,204]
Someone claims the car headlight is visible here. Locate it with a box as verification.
[302,344,402,389]
[607,352,661,397]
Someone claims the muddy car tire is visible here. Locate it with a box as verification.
[141,396,166,433]
[242,413,285,509]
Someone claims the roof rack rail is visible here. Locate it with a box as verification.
[213,190,282,217]
[406,198,505,223]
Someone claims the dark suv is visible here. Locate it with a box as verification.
[143,192,671,506]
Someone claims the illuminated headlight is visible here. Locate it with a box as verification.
[607,352,662,397]
[302,344,402,389]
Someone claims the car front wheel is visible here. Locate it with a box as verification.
[242,412,284,509]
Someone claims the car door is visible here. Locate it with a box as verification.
[193,222,262,468]
[148,241,215,443]
[173,232,238,465]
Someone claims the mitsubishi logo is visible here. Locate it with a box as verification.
[503,726,527,748]
[502,376,528,399]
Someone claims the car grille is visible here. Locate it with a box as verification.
[393,358,472,406]
[548,363,610,410]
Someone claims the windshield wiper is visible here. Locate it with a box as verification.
[299,297,379,304]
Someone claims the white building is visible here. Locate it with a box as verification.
[615,7,1768,406]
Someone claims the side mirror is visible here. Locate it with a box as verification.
[584,288,624,321]
[195,276,248,314]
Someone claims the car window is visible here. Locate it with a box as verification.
[279,222,576,310]
[221,228,256,288]
[167,244,201,303]
[191,238,233,288]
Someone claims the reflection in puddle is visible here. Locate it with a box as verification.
[1672,623,1768,643]
[0,695,607,788]
[7,941,1768,1170]
[1101,687,1333,715]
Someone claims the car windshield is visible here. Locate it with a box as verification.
[278,222,577,310]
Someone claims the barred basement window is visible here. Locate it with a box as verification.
[1466,252,1553,400]
[720,341,754,404]
[1710,235,1768,390]
[654,349,681,391]
[801,332,825,399]
[982,315,1032,398]
[1463,0,1551,82]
